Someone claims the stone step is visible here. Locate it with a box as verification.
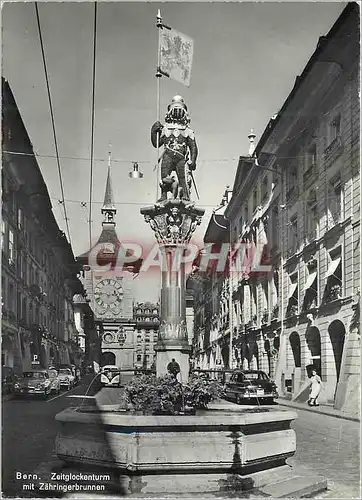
[257,475,327,498]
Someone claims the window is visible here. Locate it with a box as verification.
[288,216,298,254]
[9,283,14,312]
[286,163,298,200]
[261,176,268,202]
[252,189,258,212]
[303,259,318,310]
[269,201,279,251]
[329,113,341,144]
[1,220,6,252]
[286,273,298,317]
[137,355,142,362]
[324,247,342,302]
[250,282,257,324]
[306,144,317,169]
[145,354,149,361]
[305,192,318,242]
[145,337,150,343]
[327,176,343,228]
[304,144,317,185]
[8,229,14,264]
[271,270,279,320]
[18,208,23,230]
[261,279,269,323]
[137,334,142,342]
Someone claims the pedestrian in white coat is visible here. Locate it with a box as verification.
[308,369,322,406]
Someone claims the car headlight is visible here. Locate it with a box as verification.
[14,383,20,389]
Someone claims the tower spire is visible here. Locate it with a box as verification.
[101,145,116,225]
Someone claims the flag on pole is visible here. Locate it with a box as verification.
[159,27,194,87]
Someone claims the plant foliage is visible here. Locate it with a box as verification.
[124,374,222,415]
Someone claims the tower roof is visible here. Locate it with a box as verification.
[101,153,116,214]
[76,151,143,273]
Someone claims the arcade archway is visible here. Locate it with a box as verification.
[100,351,116,367]
[328,320,346,382]
[305,326,321,376]
[289,331,301,368]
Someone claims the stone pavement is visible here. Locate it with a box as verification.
[278,397,360,422]
[288,407,360,499]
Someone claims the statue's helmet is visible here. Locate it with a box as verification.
[166,95,190,124]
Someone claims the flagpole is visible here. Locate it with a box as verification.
[156,9,163,202]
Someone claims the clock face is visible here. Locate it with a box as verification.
[103,332,114,343]
[94,278,123,312]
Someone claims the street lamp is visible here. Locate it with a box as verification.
[129,162,144,179]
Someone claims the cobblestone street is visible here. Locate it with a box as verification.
[289,408,360,498]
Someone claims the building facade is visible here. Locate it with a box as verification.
[1,78,83,373]
[133,302,160,370]
[189,189,232,370]
[190,4,360,415]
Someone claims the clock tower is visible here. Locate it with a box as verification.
[77,153,141,372]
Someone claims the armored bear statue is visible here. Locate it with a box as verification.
[151,95,198,202]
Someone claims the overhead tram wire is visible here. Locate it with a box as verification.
[35,3,72,247]
[2,150,338,164]
[88,2,98,249]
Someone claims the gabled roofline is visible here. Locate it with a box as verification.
[255,2,359,158]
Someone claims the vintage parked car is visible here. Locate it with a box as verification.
[48,369,61,394]
[13,369,53,398]
[58,368,75,391]
[2,367,19,396]
[100,365,121,387]
[223,370,279,404]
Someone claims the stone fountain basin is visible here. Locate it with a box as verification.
[54,403,305,496]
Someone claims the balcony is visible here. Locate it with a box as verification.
[261,309,269,325]
[326,208,342,231]
[1,308,17,324]
[286,186,298,203]
[286,304,298,318]
[304,226,318,245]
[326,284,342,303]
[246,316,258,330]
[324,136,343,168]
[271,305,279,321]
[285,244,299,259]
[303,164,317,187]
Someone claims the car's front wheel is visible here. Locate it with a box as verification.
[236,394,244,405]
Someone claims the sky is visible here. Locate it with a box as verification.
[2,0,347,301]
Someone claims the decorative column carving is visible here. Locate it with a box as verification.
[141,199,204,382]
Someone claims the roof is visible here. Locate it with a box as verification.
[102,164,116,212]
[2,79,78,269]
[226,3,359,218]
[255,2,359,157]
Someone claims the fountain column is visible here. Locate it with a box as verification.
[141,200,204,382]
